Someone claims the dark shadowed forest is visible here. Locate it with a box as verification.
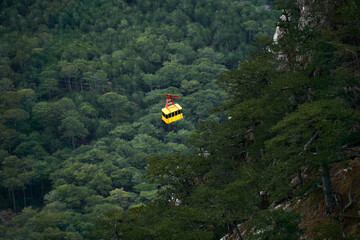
[0,0,359,239]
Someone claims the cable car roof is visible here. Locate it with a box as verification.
[161,103,182,114]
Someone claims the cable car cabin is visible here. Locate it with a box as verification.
[162,94,183,124]
[162,104,183,124]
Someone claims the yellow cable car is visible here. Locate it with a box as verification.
[162,94,183,124]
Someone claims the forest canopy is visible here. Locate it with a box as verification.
[1,0,360,239]
[0,0,281,238]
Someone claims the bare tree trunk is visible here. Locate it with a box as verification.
[298,170,303,186]
[12,189,16,212]
[342,176,360,213]
[320,162,336,213]
[234,223,244,240]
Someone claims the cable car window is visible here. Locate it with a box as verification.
[172,112,174,117]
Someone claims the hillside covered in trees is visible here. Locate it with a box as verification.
[1,0,360,239]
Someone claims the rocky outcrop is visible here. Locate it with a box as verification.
[220,155,360,240]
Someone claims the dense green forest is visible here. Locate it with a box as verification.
[1,0,359,239]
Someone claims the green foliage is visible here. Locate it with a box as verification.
[50,184,96,210]
[4,0,359,239]
[79,102,97,118]
[58,116,88,149]
[264,99,355,200]
[4,108,29,127]
[88,208,124,240]
[1,155,35,190]
[108,188,137,210]
[98,92,130,122]
[249,210,302,240]
[89,170,113,196]
[312,220,353,240]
